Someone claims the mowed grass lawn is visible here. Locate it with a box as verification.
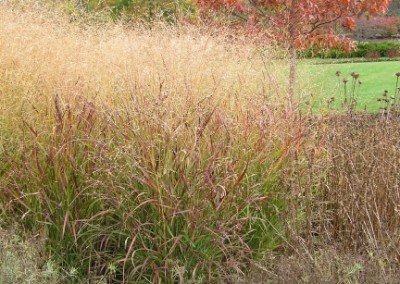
[303,61,400,112]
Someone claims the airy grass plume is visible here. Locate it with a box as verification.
[0,1,295,282]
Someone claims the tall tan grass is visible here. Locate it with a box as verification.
[0,1,298,282]
[7,1,400,283]
[0,0,289,126]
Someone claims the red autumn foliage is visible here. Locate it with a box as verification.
[194,0,393,51]
[386,48,400,57]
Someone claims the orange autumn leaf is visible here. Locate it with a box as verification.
[342,17,355,32]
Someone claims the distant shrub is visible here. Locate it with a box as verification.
[354,41,400,57]
[301,41,400,59]
[364,50,381,59]
[386,48,400,58]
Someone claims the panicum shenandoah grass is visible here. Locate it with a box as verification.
[0,1,296,282]
[3,1,399,283]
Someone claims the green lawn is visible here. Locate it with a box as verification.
[303,61,400,112]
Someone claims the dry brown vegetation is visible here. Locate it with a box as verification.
[1,0,400,283]
[263,113,400,283]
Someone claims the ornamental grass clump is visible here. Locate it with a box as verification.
[0,1,297,282]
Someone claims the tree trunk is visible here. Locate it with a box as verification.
[288,46,297,117]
